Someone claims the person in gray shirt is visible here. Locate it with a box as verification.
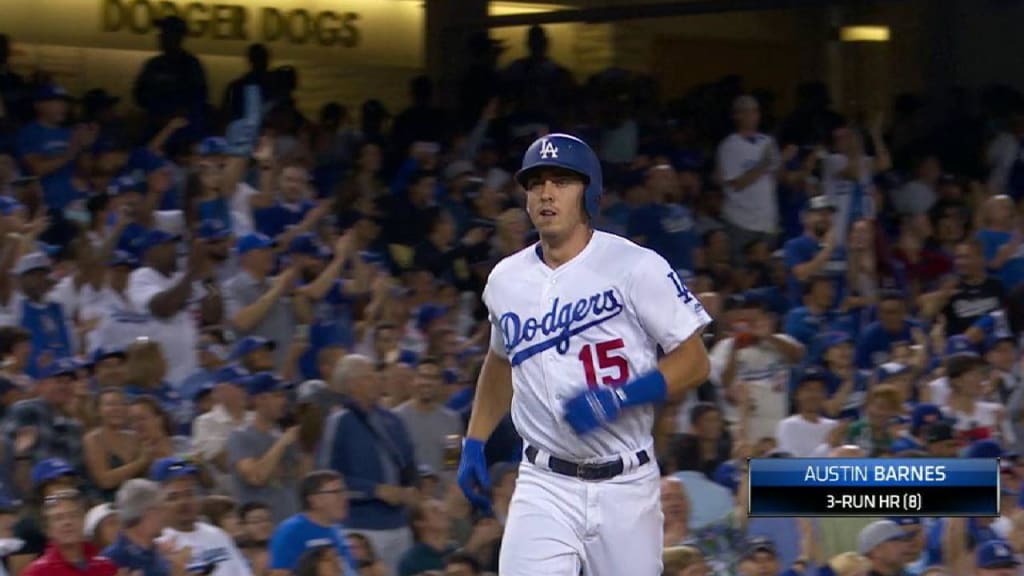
[222,233,297,370]
[393,356,464,473]
[227,372,310,523]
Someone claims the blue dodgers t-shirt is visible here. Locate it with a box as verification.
[627,203,697,273]
[197,196,232,233]
[854,320,915,369]
[269,513,357,574]
[977,229,1024,290]
[16,122,79,210]
[782,307,858,360]
[783,234,847,306]
[19,299,72,379]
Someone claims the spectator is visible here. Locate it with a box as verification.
[818,332,869,419]
[709,294,805,441]
[2,359,84,482]
[857,520,915,576]
[976,195,1024,291]
[10,252,73,379]
[668,403,731,478]
[716,94,791,262]
[941,354,1013,442]
[783,276,857,360]
[393,356,463,473]
[82,387,149,503]
[783,195,843,307]
[0,326,34,393]
[388,75,446,173]
[6,458,81,574]
[21,489,118,576]
[267,470,357,575]
[83,502,119,551]
[201,496,243,541]
[222,44,271,122]
[396,499,455,576]
[133,16,208,135]
[844,384,904,456]
[0,34,27,122]
[223,234,298,370]
[776,367,838,457]
[444,550,482,576]
[152,457,251,576]
[178,332,229,405]
[122,337,190,434]
[660,476,692,547]
[320,354,417,572]
[628,163,699,277]
[855,291,917,369]
[88,346,128,390]
[102,478,181,575]
[128,395,191,460]
[249,163,319,241]
[238,502,272,574]
[127,229,212,386]
[922,239,1004,335]
[661,545,706,576]
[293,544,345,576]
[347,532,389,576]
[227,372,309,524]
[193,366,253,495]
[736,536,781,576]
[892,154,941,217]
[821,123,891,248]
[16,85,95,215]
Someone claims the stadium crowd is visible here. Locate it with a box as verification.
[0,13,1022,576]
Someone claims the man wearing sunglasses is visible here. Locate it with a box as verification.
[21,489,118,576]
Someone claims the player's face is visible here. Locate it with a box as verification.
[523,167,587,238]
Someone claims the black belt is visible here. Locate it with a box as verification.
[525,445,650,481]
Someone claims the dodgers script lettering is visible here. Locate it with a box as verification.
[501,291,624,367]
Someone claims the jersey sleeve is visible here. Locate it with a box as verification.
[481,279,508,359]
[627,251,712,353]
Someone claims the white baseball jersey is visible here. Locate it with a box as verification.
[483,231,711,461]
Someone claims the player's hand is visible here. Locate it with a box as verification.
[562,387,623,435]
[456,438,493,514]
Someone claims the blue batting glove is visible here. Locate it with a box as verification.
[457,438,492,514]
[563,387,623,435]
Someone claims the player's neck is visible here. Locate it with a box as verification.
[539,225,593,268]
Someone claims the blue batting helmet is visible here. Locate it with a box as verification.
[515,133,603,217]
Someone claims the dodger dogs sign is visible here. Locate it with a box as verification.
[101,0,360,47]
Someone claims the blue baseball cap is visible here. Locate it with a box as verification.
[34,85,69,102]
[236,233,275,255]
[198,219,231,241]
[150,457,199,483]
[109,250,139,268]
[798,365,829,387]
[230,336,275,360]
[416,305,448,332]
[44,358,81,379]
[197,137,228,157]
[242,371,286,396]
[107,174,147,197]
[712,460,742,494]
[966,439,1004,459]
[819,331,853,350]
[876,362,911,381]
[287,233,321,256]
[887,517,923,526]
[976,539,1021,569]
[0,492,21,513]
[0,195,24,216]
[946,335,980,358]
[133,229,181,254]
[32,458,77,487]
[213,364,248,384]
[124,148,169,175]
[397,349,419,367]
[910,404,944,435]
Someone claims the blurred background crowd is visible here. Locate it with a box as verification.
[0,5,1023,576]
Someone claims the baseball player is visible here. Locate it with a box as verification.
[457,133,712,575]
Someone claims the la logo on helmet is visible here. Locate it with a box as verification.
[539,139,559,159]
